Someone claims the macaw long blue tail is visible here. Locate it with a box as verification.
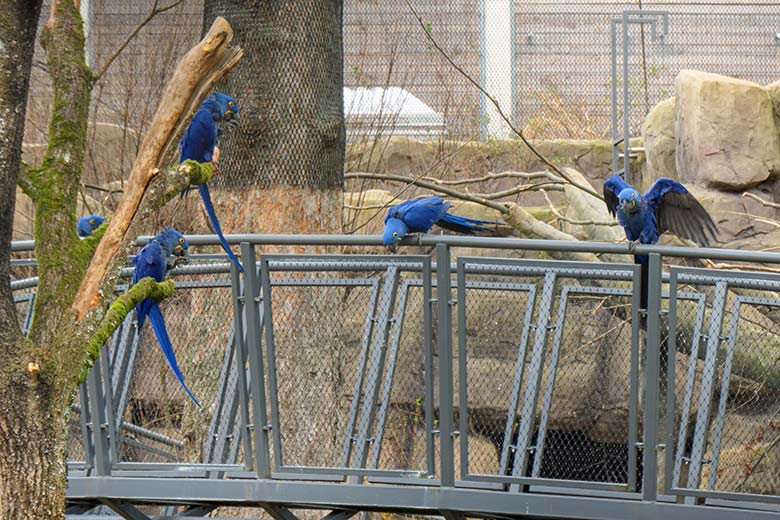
[436,213,502,234]
[147,301,201,408]
[198,184,245,273]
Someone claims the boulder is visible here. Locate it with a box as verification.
[642,96,677,184]
[766,79,780,131]
[675,70,780,190]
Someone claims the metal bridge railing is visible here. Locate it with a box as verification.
[11,234,780,518]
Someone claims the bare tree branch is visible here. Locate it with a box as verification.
[83,183,123,194]
[92,0,185,84]
[743,191,780,210]
[16,161,36,200]
[423,170,563,186]
[403,0,603,201]
[72,17,243,321]
[345,172,508,213]
[541,189,618,226]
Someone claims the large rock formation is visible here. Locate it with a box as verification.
[674,70,780,190]
[642,71,780,248]
[642,96,676,183]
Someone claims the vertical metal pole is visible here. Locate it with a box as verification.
[351,267,400,476]
[622,14,632,183]
[78,383,95,472]
[229,253,253,470]
[663,273,678,494]
[511,272,556,489]
[642,253,663,502]
[240,243,271,478]
[456,261,469,478]
[498,285,537,476]
[436,244,455,487]
[628,266,641,491]
[478,0,487,141]
[671,293,707,490]
[686,281,729,491]
[86,354,112,476]
[99,347,118,464]
[707,299,741,490]
[610,20,620,174]
[341,281,381,468]
[422,257,436,478]
[260,256,284,470]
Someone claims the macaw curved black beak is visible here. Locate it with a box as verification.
[386,243,398,254]
[173,245,187,257]
[225,111,239,129]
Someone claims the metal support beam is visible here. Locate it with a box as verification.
[436,243,455,487]
[260,503,300,520]
[642,253,663,501]
[320,510,358,520]
[100,499,152,520]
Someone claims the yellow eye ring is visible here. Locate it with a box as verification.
[228,101,234,107]
[178,237,184,244]
[89,218,95,224]
[392,232,398,237]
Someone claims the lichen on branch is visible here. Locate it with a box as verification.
[79,277,175,382]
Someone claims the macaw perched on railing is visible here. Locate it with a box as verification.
[179,91,244,273]
[382,195,502,251]
[77,214,104,238]
[133,227,200,407]
[603,174,718,309]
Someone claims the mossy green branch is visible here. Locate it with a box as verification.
[158,159,216,207]
[79,277,174,383]
[17,161,36,200]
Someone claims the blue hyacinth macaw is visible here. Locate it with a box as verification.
[382,195,501,250]
[133,227,200,407]
[179,91,243,273]
[603,174,718,308]
[77,214,104,238]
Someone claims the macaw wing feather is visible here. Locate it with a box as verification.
[147,301,201,407]
[198,184,245,273]
[389,196,448,233]
[602,174,631,217]
[646,178,718,246]
[179,109,217,163]
[436,212,501,234]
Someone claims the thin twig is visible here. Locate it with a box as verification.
[541,189,618,226]
[345,172,508,213]
[92,0,185,84]
[423,170,563,186]
[743,191,780,210]
[83,183,124,194]
[479,182,563,200]
[402,0,603,201]
[702,260,780,274]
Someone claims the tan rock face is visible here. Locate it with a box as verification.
[642,96,677,185]
[674,70,780,190]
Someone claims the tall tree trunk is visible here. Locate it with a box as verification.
[201,0,344,235]
[198,1,346,468]
[0,0,42,347]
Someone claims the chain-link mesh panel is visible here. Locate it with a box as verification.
[267,280,379,469]
[455,262,638,487]
[116,275,234,464]
[370,278,432,476]
[668,272,780,501]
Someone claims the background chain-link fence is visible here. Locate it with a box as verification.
[23,1,780,151]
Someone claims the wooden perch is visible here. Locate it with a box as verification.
[71,17,243,320]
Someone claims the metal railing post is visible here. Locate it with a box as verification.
[240,242,272,478]
[642,253,663,501]
[436,243,455,487]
